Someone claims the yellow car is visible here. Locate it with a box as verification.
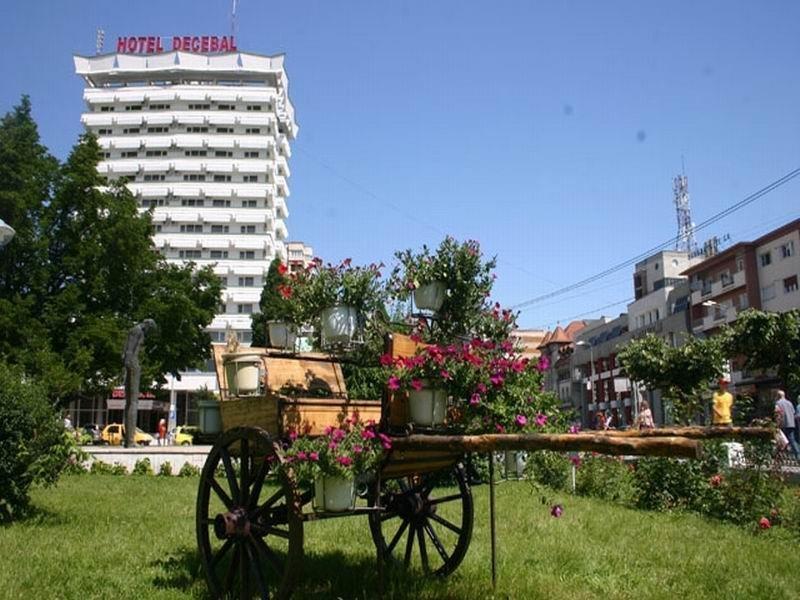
[101,423,154,446]
[173,425,199,446]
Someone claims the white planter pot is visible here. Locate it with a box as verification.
[313,475,355,512]
[320,305,359,347]
[504,451,526,479]
[413,281,446,312]
[408,385,447,427]
[223,353,264,396]
[267,321,297,350]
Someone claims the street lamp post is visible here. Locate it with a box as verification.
[575,341,595,427]
[0,218,15,248]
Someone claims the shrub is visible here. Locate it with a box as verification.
[158,461,173,477]
[111,463,128,475]
[132,458,154,476]
[575,455,635,504]
[526,451,570,490]
[0,363,67,522]
[631,457,706,511]
[178,463,201,477]
[90,460,114,475]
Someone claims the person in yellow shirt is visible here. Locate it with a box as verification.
[712,379,733,426]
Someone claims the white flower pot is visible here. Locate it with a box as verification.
[413,281,446,312]
[408,386,447,427]
[223,353,264,396]
[267,321,297,350]
[504,451,526,479]
[320,305,359,347]
[313,475,355,512]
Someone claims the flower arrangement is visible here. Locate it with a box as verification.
[279,419,390,484]
[292,258,385,320]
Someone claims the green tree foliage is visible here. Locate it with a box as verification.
[726,308,800,399]
[0,98,221,401]
[618,333,727,423]
[251,257,287,346]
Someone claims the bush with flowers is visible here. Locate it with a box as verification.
[251,258,305,346]
[278,419,391,484]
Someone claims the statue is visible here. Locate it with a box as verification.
[122,319,157,448]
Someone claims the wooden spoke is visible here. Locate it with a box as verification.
[417,525,430,574]
[209,477,235,511]
[240,438,250,506]
[423,519,450,564]
[224,544,240,593]
[427,493,463,506]
[220,447,241,503]
[248,458,270,510]
[262,527,290,540]
[253,533,284,576]
[403,523,416,568]
[239,538,249,600]
[385,520,409,555]
[245,538,270,600]
[379,510,399,522]
[428,512,462,535]
[251,488,285,522]
[211,538,235,569]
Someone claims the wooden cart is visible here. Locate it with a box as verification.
[196,335,772,599]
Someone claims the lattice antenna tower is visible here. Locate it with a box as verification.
[95,29,105,55]
[673,168,697,254]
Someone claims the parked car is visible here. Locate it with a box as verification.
[101,423,154,446]
[82,424,102,445]
[172,425,199,446]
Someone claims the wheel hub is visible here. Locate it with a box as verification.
[214,507,251,539]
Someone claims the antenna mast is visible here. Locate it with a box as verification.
[673,168,697,254]
[231,0,239,39]
[95,29,105,55]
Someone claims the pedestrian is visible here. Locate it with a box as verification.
[635,399,655,430]
[774,391,800,459]
[596,410,606,431]
[712,378,733,427]
[158,418,168,446]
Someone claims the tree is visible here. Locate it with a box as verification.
[251,257,288,346]
[618,334,727,424]
[727,308,800,400]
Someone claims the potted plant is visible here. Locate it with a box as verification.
[251,259,303,350]
[292,258,385,348]
[389,244,449,312]
[280,419,391,512]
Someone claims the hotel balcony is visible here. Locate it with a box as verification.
[690,269,746,305]
[692,305,739,332]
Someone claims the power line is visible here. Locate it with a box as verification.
[537,297,635,330]
[511,166,800,310]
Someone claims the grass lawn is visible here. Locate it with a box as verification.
[1,474,798,599]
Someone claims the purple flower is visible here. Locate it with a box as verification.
[535,413,548,427]
[515,414,527,427]
[550,504,564,518]
[568,424,581,434]
[470,393,481,406]
[388,376,401,391]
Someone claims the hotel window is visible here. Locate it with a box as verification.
[187,126,209,133]
[211,225,229,233]
[217,104,235,111]
[785,275,799,293]
[209,331,226,343]
[209,250,229,259]
[121,151,138,158]
[147,126,168,133]
[100,106,115,112]
[243,175,258,183]
[213,175,232,182]
[123,128,140,134]
[244,151,260,158]
[178,250,202,259]
[760,251,772,267]
[149,103,171,110]
[185,150,207,157]
[238,277,255,287]
[146,150,167,157]
[188,103,210,110]
[238,331,253,343]
[212,199,231,207]
[245,128,261,134]
[154,225,162,232]
[240,225,256,234]
[183,174,206,182]
[242,200,257,208]
[246,105,263,111]
[736,257,744,272]
[103,152,111,159]
[125,105,142,111]
[780,241,795,259]
[141,199,165,208]
[97,128,113,135]
[237,304,254,314]
[180,224,203,233]
[216,127,233,133]
[214,150,233,157]
[180,199,204,207]
[720,270,733,287]
[239,251,255,260]
[739,293,749,309]
[761,283,776,301]
[143,174,165,181]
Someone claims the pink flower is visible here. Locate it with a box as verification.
[289,429,298,441]
[537,355,550,372]
[495,423,506,433]
[709,474,722,488]
[378,433,392,450]
[470,393,481,406]
[410,379,424,391]
[309,452,319,461]
[568,424,581,434]
[361,429,376,440]
[535,413,548,427]
[440,370,451,380]
[331,428,346,442]
[550,504,564,518]
[336,456,353,467]
[515,414,527,427]
[353,444,363,454]
[296,451,307,460]
[490,373,505,387]
[759,517,771,529]
[477,383,488,394]
[380,353,394,366]
[328,441,338,450]
[387,376,401,391]
[570,455,582,468]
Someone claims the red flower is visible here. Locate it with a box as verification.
[277,263,288,275]
[709,474,723,488]
[278,284,293,299]
[759,517,771,529]
[379,353,394,366]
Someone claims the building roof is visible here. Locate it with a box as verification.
[536,331,552,349]
[548,326,571,344]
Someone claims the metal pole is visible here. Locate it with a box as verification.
[488,453,497,589]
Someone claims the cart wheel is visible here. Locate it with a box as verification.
[368,462,473,577]
[197,426,303,599]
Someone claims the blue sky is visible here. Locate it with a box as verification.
[2,1,799,329]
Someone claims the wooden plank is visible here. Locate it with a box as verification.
[281,398,381,436]
[219,395,280,436]
[391,433,703,459]
[264,356,347,398]
[385,333,429,428]
[591,426,773,440]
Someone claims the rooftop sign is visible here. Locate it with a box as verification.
[116,35,238,54]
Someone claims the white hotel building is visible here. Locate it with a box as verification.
[73,48,299,426]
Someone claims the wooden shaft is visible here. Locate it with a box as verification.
[589,426,773,440]
[391,433,702,459]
